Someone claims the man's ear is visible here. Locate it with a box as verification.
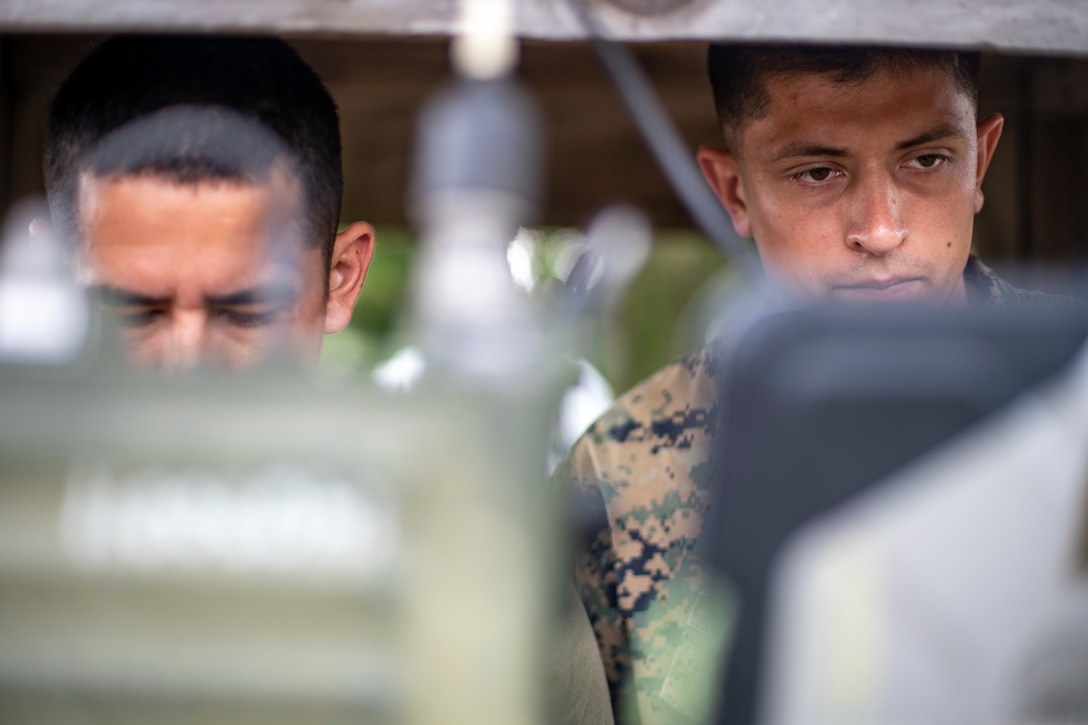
[323,221,376,334]
[974,113,1004,213]
[697,146,752,238]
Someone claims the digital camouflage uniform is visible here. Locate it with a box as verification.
[556,256,1061,725]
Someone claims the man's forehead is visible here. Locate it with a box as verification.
[75,171,315,290]
[77,170,306,246]
[740,64,975,154]
[762,62,964,99]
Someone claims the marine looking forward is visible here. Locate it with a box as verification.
[558,44,1060,725]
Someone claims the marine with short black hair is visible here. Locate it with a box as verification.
[44,35,375,370]
[560,44,1061,725]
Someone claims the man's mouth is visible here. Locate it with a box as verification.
[829,277,926,302]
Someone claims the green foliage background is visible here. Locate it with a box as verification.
[325,226,731,395]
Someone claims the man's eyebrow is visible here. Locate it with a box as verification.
[206,282,299,307]
[896,123,966,150]
[770,141,849,163]
[91,285,170,307]
[768,124,969,163]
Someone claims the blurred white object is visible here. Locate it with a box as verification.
[506,227,538,293]
[561,205,652,317]
[549,359,614,473]
[60,461,398,579]
[764,338,1088,725]
[452,0,517,81]
[373,345,428,393]
[0,199,89,364]
[557,359,614,449]
[587,205,652,304]
[408,53,543,387]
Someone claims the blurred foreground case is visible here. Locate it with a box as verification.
[708,301,1088,725]
[0,359,563,725]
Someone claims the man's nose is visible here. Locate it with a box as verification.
[845,175,908,256]
[160,312,210,372]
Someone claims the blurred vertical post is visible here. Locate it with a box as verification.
[407,1,557,724]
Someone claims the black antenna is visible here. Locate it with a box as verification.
[567,0,762,279]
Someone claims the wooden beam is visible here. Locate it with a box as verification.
[0,0,1085,56]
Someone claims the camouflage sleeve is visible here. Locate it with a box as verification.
[558,345,727,725]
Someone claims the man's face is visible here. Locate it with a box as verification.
[77,172,368,371]
[700,64,1004,303]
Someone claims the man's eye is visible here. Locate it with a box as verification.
[218,309,279,328]
[910,154,947,169]
[113,308,163,327]
[795,167,837,183]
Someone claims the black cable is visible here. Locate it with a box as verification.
[567,0,762,279]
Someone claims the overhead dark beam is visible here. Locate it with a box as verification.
[0,0,1085,56]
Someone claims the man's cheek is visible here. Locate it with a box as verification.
[119,333,171,370]
[228,320,320,363]
[203,332,276,371]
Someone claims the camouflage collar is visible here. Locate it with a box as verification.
[963,254,1021,306]
[962,254,1076,308]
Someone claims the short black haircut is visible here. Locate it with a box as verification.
[707,44,981,153]
[45,35,342,270]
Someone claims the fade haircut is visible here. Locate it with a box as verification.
[45,35,342,271]
[707,44,981,154]
[87,107,290,186]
